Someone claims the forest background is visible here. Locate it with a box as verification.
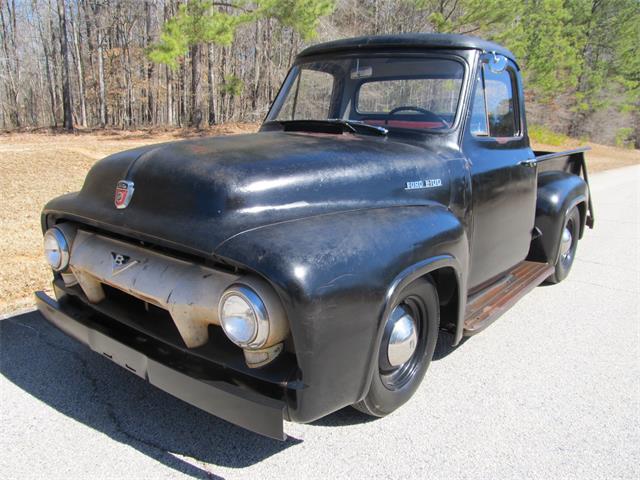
[1,0,639,147]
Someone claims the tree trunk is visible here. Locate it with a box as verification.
[34,3,58,127]
[48,12,62,125]
[219,46,227,122]
[190,44,204,128]
[56,0,73,130]
[252,20,261,111]
[145,1,155,124]
[70,4,87,127]
[91,1,107,127]
[97,28,106,126]
[124,43,134,126]
[82,0,95,73]
[167,65,174,125]
[633,108,640,150]
[0,0,21,127]
[181,56,188,127]
[43,43,57,126]
[207,43,216,125]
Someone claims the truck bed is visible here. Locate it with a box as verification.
[534,147,595,228]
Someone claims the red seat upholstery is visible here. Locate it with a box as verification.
[364,119,445,130]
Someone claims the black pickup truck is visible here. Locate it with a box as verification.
[37,34,594,440]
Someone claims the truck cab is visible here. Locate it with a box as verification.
[36,34,594,440]
[263,37,538,290]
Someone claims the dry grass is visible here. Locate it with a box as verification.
[0,126,637,314]
[0,124,258,314]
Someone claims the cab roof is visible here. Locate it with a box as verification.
[297,33,515,62]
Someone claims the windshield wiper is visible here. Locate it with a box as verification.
[327,119,388,136]
[328,118,389,135]
[274,119,388,136]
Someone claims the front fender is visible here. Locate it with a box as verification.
[529,172,589,265]
[215,205,468,422]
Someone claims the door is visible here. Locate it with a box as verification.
[464,56,537,289]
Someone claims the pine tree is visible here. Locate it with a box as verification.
[148,0,336,129]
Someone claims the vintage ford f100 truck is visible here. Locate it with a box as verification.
[37,34,594,440]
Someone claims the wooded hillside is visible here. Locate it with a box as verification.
[1,0,638,147]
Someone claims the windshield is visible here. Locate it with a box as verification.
[266,56,465,133]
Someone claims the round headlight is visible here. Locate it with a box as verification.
[219,285,269,348]
[43,228,70,272]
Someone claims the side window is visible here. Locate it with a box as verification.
[278,69,334,121]
[470,71,489,136]
[471,64,519,138]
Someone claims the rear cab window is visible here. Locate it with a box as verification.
[356,75,463,129]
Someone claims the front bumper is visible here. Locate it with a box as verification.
[35,291,287,440]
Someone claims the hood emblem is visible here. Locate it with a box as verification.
[114,180,135,209]
[111,252,139,275]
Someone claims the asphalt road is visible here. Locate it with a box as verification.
[1,165,638,479]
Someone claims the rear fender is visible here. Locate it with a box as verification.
[529,171,589,265]
[215,205,468,422]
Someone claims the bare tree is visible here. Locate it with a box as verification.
[207,42,216,125]
[34,1,58,126]
[56,0,73,130]
[0,0,21,127]
[0,0,635,148]
[190,43,204,128]
[70,2,87,126]
[145,0,156,124]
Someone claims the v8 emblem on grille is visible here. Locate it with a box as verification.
[111,252,139,275]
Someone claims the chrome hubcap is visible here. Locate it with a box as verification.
[387,307,418,368]
[380,298,426,391]
[560,226,573,261]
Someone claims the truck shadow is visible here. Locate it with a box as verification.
[309,330,465,427]
[0,311,301,478]
[433,330,467,361]
[0,311,467,476]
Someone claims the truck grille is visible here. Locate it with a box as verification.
[67,229,241,349]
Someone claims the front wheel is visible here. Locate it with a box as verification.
[353,277,439,417]
[547,206,580,284]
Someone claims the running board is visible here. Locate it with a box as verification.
[463,261,554,335]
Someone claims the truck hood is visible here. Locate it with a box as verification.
[45,131,457,256]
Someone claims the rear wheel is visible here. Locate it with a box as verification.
[353,277,439,417]
[547,206,580,284]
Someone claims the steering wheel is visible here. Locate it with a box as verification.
[388,106,449,127]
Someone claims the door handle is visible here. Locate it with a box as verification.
[518,159,538,168]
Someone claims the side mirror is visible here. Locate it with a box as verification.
[487,52,507,73]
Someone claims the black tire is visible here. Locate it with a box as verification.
[353,277,439,417]
[547,206,580,284]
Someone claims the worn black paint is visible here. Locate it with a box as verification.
[297,33,516,63]
[41,34,593,430]
[461,55,538,288]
